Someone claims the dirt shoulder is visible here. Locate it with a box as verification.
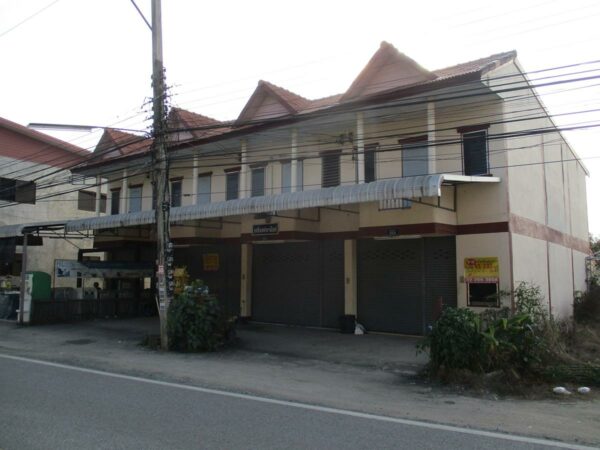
[0,320,598,447]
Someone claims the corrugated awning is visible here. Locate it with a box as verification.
[64,174,499,233]
[0,220,67,238]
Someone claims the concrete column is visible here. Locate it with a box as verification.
[290,128,298,192]
[355,112,365,184]
[95,175,102,216]
[427,100,436,175]
[239,140,248,198]
[344,239,357,315]
[192,155,199,205]
[240,243,252,317]
[120,169,128,213]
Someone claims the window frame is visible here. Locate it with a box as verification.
[170,178,183,207]
[128,185,143,213]
[251,166,266,197]
[225,170,240,201]
[110,188,121,215]
[197,172,212,205]
[364,143,378,183]
[321,150,341,188]
[459,125,490,176]
[467,282,500,307]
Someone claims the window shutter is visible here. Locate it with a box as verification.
[364,144,377,183]
[171,180,182,207]
[463,131,488,175]
[281,162,291,193]
[15,180,36,204]
[322,152,341,188]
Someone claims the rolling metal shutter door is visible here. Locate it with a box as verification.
[252,241,344,327]
[357,239,423,334]
[424,237,457,328]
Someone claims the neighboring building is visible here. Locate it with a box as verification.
[0,117,101,288]
[70,42,589,333]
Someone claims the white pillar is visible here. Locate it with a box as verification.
[240,243,252,317]
[427,100,436,175]
[95,175,102,216]
[344,239,357,315]
[239,140,248,199]
[356,112,365,184]
[192,155,199,205]
[290,128,298,192]
[120,169,128,213]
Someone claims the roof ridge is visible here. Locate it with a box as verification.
[259,80,311,104]
[433,50,517,73]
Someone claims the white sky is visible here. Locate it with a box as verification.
[1,0,599,234]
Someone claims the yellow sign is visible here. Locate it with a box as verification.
[464,257,499,283]
[203,253,220,272]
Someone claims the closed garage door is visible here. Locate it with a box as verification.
[252,240,344,328]
[357,237,456,335]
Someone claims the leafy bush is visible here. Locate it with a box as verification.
[419,307,483,372]
[574,285,600,323]
[421,282,561,377]
[167,280,235,352]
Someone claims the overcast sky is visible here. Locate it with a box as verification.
[1,0,599,234]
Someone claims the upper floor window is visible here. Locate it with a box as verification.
[364,143,378,183]
[463,131,488,175]
[170,178,182,207]
[226,170,240,201]
[128,185,143,213]
[282,160,304,193]
[110,189,120,215]
[459,125,489,176]
[400,137,429,209]
[251,166,265,197]
[78,190,106,212]
[197,173,211,205]
[322,151,341,188]
[0,177,36,204]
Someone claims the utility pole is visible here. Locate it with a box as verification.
[151,0,172,350]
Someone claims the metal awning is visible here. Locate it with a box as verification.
[64,174,499,233]
[0,220,67,238]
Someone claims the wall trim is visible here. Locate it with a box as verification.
[509,214,590,254]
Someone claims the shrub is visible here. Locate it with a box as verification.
[421,282,564,378]
[574,285,600,323]
[419,307,483,372]
[167,280,235,352]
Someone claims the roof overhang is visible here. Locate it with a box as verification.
[64,174,500,233]
[0,220,67,238]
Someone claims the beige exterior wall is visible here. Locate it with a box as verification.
[511,233,550,309]
[456,233,512,310]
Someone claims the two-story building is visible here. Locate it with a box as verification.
[70,42,590,334]
[0,117,103,290]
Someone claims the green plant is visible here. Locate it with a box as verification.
[167,280,235,352]
[574,285,600,323]
[419,307,484,372]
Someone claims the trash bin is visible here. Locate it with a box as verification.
[339,314,356,334]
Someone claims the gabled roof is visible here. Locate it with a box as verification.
[341,41,438,102]
[168,107,230,140]
[94,128,152,160]
[0,116,88,158]
[235,80,311,125]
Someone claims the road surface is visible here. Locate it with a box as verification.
[0,354,594,450]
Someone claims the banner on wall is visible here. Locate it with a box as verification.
[464,257,499,283]
[55,259,153,279]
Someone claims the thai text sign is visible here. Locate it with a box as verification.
[464,257,499,283]
[202,253,220,271]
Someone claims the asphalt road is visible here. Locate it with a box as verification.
[0,355,593,450]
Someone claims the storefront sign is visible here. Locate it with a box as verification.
[464,257,499,283]
[252,223,279,236]
[202,253,220,271]
[55,259,154,279]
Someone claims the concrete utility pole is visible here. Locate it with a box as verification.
[151,0,172,350]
